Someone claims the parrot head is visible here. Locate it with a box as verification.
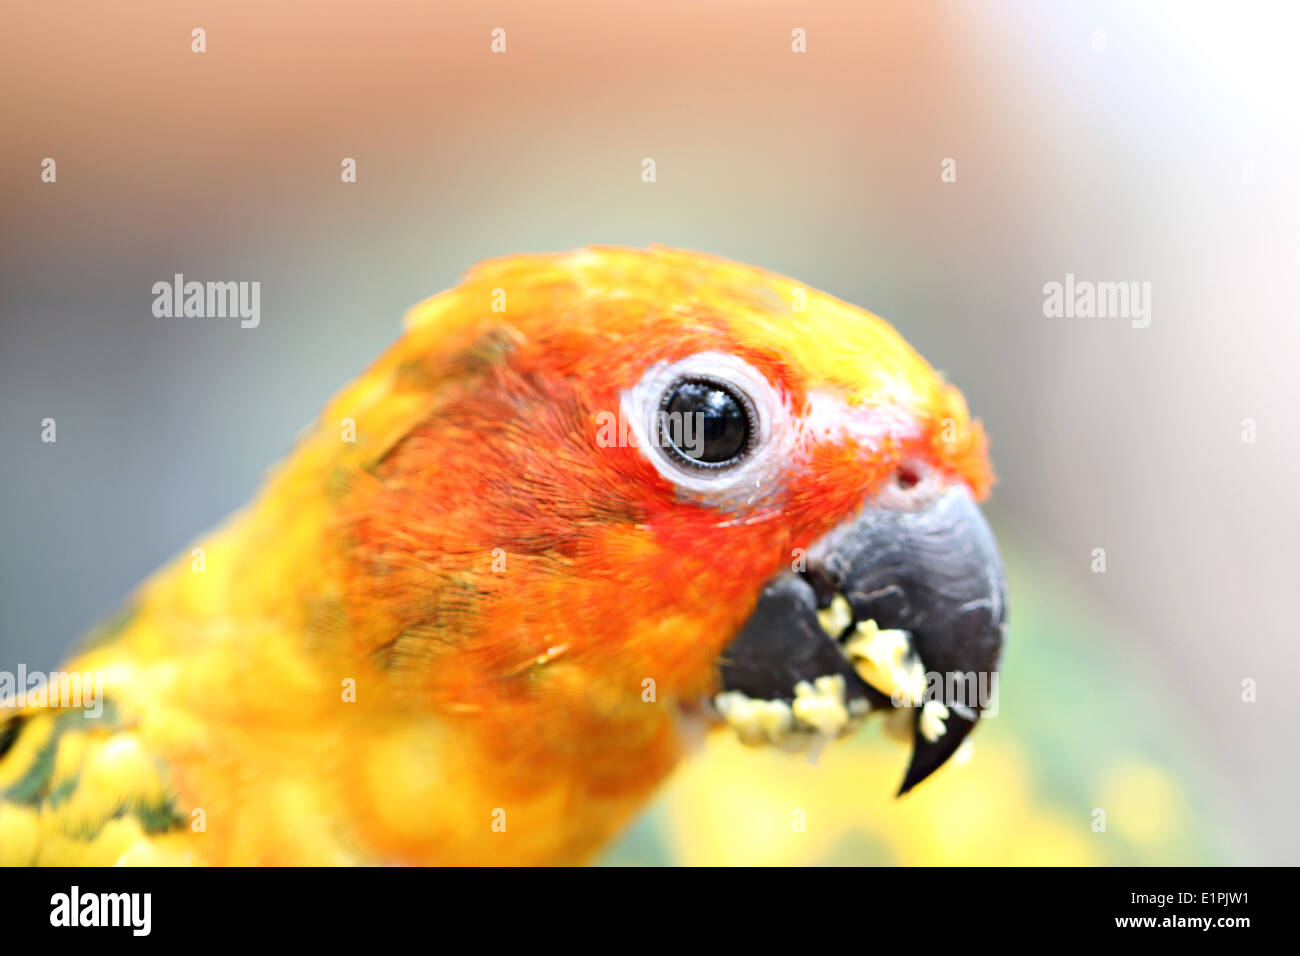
[336,246,1005,811]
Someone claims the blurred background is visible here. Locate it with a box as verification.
[2,1,1297,864]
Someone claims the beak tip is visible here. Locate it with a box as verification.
[896,710,980,796]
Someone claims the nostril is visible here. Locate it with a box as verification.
[896,465,920,490]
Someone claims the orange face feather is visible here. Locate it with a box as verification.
[1,247,996,865]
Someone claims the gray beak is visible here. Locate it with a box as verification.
[718,485,1008,794]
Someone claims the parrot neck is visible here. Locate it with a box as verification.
[68,487,692,864]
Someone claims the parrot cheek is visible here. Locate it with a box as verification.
[714,483,1007,795]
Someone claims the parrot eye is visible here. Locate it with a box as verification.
[620,350,789,505]
[658,377,756,468]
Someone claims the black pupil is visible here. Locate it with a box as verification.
[663,380,749,464]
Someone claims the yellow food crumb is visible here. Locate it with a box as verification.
[791,675,850,736]
[714,691,795,747]
[919,699,950,743]
[842,619,924,705]
[816,594,853,638]
[715,674,863,750]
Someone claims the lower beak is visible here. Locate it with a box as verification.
[717,484,1008,795]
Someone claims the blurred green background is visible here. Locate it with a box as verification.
[2,1,1296,863]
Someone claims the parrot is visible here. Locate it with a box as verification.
[0,246,1008,866]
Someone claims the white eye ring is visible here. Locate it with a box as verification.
[620,352,794,506]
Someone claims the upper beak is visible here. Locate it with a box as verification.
[717,484,1007,795]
